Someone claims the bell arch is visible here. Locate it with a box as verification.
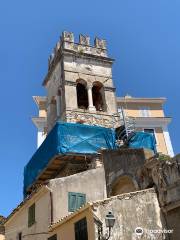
[92,81,106,111]
[76,79,89,109]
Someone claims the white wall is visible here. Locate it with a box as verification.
[163,126,174,157]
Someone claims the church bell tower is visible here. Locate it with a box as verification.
[33,31,119,143]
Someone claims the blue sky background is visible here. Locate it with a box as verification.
[0,0,179,216]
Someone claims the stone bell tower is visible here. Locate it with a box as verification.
[38,31,119,133]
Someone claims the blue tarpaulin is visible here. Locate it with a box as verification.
[24,122,116,194]
[128,132,156,153]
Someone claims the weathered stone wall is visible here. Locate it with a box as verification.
[138,154,180,240]
[65,109,120,128]
[43,31,120,130]
[102,148,154,196]
[165,207,180,240]
[93,188,165,240]
[46,61,62,131]
[63,47,119,127]
[140,154,180,207]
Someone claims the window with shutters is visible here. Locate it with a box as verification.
[68,192,86,212]
[74,217,88,240]
[28,203,35,227]
[48,234,57,240]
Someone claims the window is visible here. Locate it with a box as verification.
[139,107,150,117]
[144,129,157,144]
[76,80,89,109]
[48,235,57,240]
[18,232,22,240]
[92,82,106,111]
[68,192,86,212]
[28,203,35,227]
[74,217,88,240]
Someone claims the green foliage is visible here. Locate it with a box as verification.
[158,154,171,162]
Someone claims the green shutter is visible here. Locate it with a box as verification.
[28,203,35,227]
[77,193,86,209]
[68,192,86,212]
[68,192,77,212]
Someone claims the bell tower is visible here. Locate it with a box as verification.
[34,31,119,135]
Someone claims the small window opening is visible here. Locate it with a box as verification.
[28,203,35,227]
[18,232,22,240]
[92,82,106,111]
[76,80,88,109]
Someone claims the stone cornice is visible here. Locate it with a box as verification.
[32,117,47,129]
[134,117,172,127]
[117,97,166,104]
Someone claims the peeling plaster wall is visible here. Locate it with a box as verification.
[93,188,165,240]
[140,154,180,207]
[102,148,154,196]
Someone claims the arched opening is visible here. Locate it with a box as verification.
[111,176,137,196]
[76,80,89,109]
[92,82,106,111]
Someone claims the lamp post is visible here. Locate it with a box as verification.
[103,211,116,240]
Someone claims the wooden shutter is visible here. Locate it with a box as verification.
[68,192,86,212]
[28,203,35,227]
[77,193,86,209]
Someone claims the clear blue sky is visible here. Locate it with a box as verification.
[0,0,179,217]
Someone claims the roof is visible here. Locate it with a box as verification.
[4,185,49,225]
[116,96,166,104]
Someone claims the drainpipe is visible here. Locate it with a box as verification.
[45,185,53,225]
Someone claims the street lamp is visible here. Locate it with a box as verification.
[103,211,116,239]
